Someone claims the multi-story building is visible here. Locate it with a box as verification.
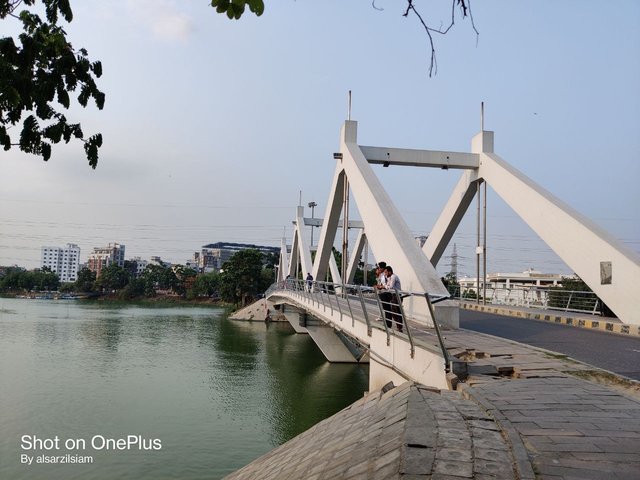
[193,242,280,273]
[128,257,149,277]
[40,244,81,282]
[459,269,564,292]
[87,243,125,278]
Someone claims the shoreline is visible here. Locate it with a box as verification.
[1,292,235,310]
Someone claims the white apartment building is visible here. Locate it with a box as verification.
[40,244,81,283]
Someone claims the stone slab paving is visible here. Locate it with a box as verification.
[459,376,640,480]
[411,326,640,479]
[224,382,518,480]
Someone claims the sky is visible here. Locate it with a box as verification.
[1,0,639,278]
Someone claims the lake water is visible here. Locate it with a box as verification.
[0,298,369,480]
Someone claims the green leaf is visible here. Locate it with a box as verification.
[216,0,229,14]
[77,85,90,106]
[248,0,264,16]
[41,142,51,161]
[84,133,102,169]
[59,0,73,22]
[0,126,11,151]
[57,85,70,108]
[91,60,102,77]
[44,122,63,143]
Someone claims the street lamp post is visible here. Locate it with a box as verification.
[308,201,317,247]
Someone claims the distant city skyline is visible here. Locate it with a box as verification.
[1,1,638,277]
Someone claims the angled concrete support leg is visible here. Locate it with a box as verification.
[423,170,480,267]
[313,164,345,282]
[480,151,640,325]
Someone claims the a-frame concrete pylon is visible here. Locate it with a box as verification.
[418,130,640,326]
[310,121,454,326]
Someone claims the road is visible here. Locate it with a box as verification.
[459,309,640,381]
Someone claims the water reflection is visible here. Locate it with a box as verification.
[211,316,260,373]
[262,326,369,444]
[0,300,368,480]
[79,317,123,353]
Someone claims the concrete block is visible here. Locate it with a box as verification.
[434,301,459,328]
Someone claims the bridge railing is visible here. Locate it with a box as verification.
[265,279,451,371]
[446,284,602,316]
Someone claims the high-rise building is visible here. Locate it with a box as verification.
[88,243,125,278]
[40,244,81,282]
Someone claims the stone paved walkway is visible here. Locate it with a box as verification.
[460,376,640,479]
[225,382,518,480]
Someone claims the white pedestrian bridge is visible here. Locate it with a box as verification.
[266,279,459,391]
[268,115,640,390]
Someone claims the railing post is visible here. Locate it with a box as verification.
[357,286,372,336]
[313,282,320,308]
[321,282,327,312]
[345,288,355,327]
[566,292,573,312]
[375,289,391,345]
[395,290,414,358]
[326,282,334,313]
[335,286,343,322]
[425,293,450,373]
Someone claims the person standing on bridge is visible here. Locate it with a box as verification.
[384,266,403,333]
[375,262,387,288]
[305,272,313,292]
[375,262,393,329]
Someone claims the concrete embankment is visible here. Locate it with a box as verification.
[228,299,287,322]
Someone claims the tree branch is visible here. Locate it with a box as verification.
[402,0,479,77]
[403,0,437,77]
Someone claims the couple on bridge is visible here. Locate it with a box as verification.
[374,262,403,332]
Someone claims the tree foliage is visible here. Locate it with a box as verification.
[0,265,59,291]
[74,267,95,292]
[210,0,264,20]
[1,0,104,167]
[95,263,131,291]
[219,248,269,305]
[191,271,220,298]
